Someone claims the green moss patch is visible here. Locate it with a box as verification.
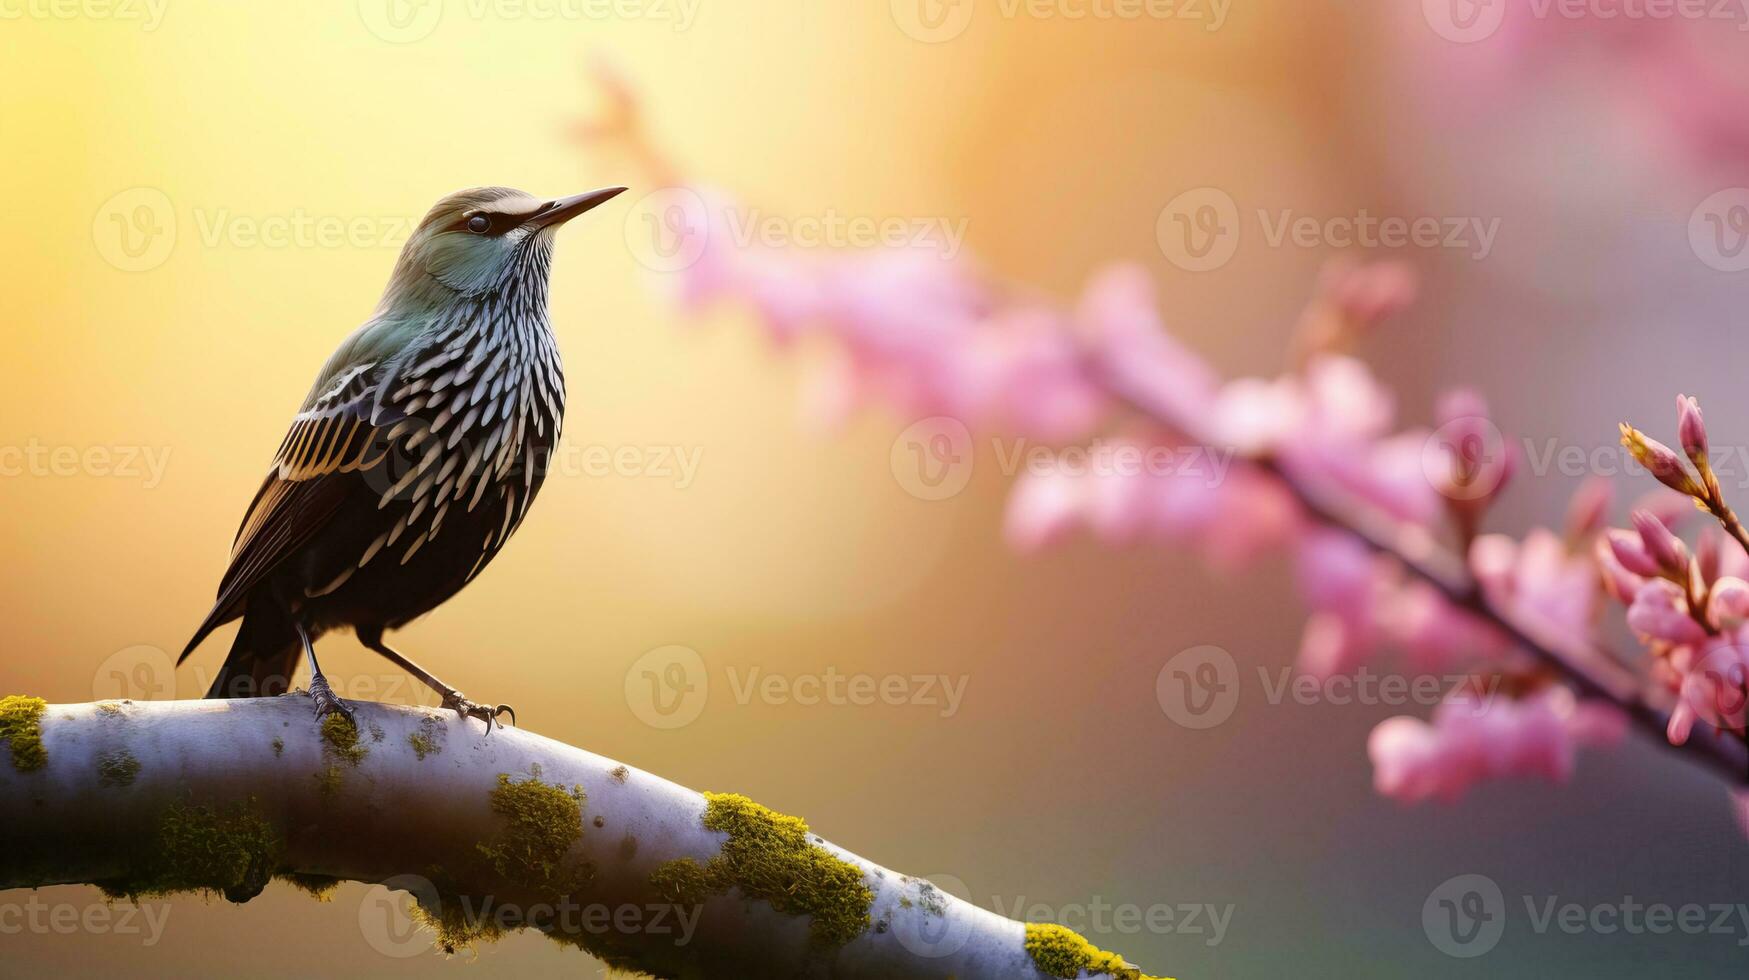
[409,717,443,760]
[647,792,873,947]
[277,872,343,902]
[0,695,48,772]
[1024,923,1168,980]
[476,769,592,896]
[321,714,368,765]
[98,749,141,786]
[100,800,282,904]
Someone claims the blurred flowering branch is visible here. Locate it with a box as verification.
[576,64,1749,831]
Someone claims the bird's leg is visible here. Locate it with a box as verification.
[298,622,355,725]
[359,632,515,733]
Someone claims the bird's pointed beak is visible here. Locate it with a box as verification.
[526,186,628,229]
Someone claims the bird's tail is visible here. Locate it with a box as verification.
[193,603,302,700]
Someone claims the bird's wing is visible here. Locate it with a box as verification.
[179,360,394,661]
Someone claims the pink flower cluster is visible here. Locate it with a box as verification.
[1603,402,1749,749]
[652,183,1744,819]
[1368,687,1626,804]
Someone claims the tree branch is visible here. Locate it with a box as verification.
[0,697,1167,980]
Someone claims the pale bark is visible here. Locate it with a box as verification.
[0,697,1160,980]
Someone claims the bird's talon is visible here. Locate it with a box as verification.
[442,692,514,734]
[308,675,354,725]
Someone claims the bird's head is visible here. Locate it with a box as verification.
[379,185,626,313]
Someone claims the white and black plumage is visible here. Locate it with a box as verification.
[178,185,627,728]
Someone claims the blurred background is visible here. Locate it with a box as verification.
[4,1,1749,976]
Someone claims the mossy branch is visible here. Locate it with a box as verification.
[0,697,1169,980]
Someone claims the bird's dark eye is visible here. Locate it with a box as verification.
[466,214,491,234]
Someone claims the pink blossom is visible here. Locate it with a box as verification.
[1369,688,1625,804]
[1605,529,1662,580]
[1709,577,1749,631]
[1469,529,1596,645]
[1625,579,1708,646]
[1384,582,1510,674]
[1294,529,1387,677]
[1669,635,1749,745]
[1077,264,1221,436]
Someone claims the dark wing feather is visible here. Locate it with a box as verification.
[178,368,390,663]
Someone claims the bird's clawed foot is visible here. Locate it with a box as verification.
[308,672,355,726]
[442,691,516,733]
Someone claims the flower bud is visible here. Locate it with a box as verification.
[1631,509,1690,579]
[1620,423,1701,497]
[1709,576,1749,630]
[1606,528,1661,578]
[1677,394,1708,465]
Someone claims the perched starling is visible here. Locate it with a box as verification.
[178,185,627,728]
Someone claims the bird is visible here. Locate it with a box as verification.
[178,185,627,730]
